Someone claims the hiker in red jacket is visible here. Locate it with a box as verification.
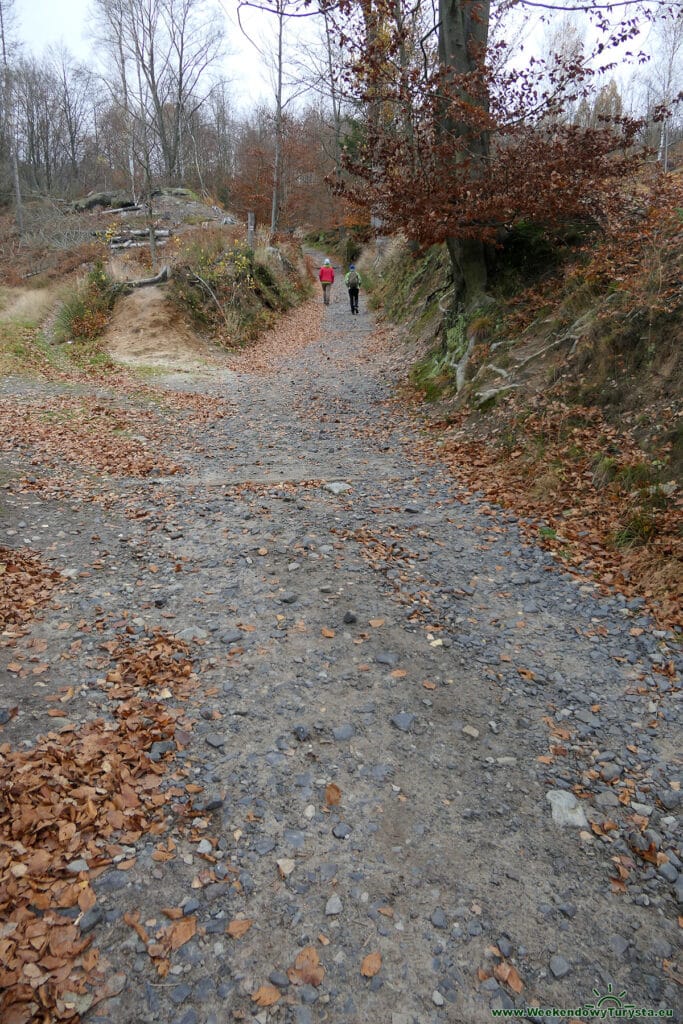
[318,259,334,306]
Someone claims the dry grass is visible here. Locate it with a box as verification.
[0,286,57,325]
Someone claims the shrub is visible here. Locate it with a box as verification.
[54,263,121,343]
[170,232,310,346]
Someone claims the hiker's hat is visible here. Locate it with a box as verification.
[324,258,331,265]
[349,264,355,269]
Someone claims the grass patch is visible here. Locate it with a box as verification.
[612,510,658,548]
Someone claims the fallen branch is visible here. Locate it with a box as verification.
[120,265,171,290]
[189,272,230,328]
[102,205,143,216]
[110,240,168,250]
[474,384,520,408]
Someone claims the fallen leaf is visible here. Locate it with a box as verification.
[325,783,342,806]
[251,984,280,1007]
[123,911,149,944]
[161,907,184,920]
[288,945,325,987]
[321,627,335,638]
[227,919,253,939]
[369,618,385,628]
[361,951,382,977]
[494,961,524,994]
[169,916,196,951]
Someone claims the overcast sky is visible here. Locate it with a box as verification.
[14,0,663,115]
[14,0,276,109]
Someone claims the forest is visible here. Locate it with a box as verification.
[0,0,680,245]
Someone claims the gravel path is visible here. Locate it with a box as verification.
[1,274,681,1024]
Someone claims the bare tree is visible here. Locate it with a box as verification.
[237,0,318,236]
[644,10,683,170]
[49,47,95,187]
[0,0,22,233]
[92,0,224,185]
[14,57,64,193]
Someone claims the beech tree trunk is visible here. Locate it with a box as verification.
[270,0,285,237]
[438,0,490,311]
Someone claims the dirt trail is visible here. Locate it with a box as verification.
[104,285,217,369]
[0,264,681,1024]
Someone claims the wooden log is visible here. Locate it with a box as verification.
[102,204,142,215]
[110,240,167,250]
[120,264,171,289]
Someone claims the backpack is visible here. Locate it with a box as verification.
[347,270,359,288]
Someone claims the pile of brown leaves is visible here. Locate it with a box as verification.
[412,399,682,627]
[0,548,63,635]
[226,297,323,375]
[0,397,183,479]
[0,631,195,1024]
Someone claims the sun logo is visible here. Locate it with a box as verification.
[592,983,630,1008]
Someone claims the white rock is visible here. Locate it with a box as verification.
[462,725,480,740]
[432,990,445,1006]
[325,894,343,915]
[324,481,352,495]
[196,839,212,855]
[546,790,589,827]
[277,858,296,878]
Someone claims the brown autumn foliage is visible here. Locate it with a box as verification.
[333,0,665,260]
[0,631,196,1022]
[287,945,325,987]
[410,397,682,628]
[229,107,351,231]
[0,549,63,634]
[0,397,184,480]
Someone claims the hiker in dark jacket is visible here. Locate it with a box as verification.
[344,264,361,315]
